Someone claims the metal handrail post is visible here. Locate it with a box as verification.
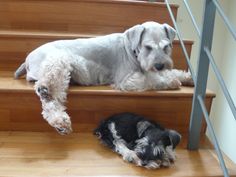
[188,0,216,150]
[198,95,229,177]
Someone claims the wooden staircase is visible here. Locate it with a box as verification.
[0,0,235,176]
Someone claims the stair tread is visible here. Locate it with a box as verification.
[0,0,178,9]
[0,30,98,39]
[0,30,194,44]
[0,72,215,97]
[0,131,235,177]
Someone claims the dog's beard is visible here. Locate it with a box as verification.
[134,137,176,169]
[165,145,176,162]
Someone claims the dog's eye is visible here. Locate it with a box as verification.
[145,45,152,51]
[163,44,171,54]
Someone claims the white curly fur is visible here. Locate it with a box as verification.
[15,21,193,134]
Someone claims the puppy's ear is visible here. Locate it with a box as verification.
[162,23,176,42]
[125,24,145,51]
[137,121,151,137]
[168,130,181,149]
[93,119,105,136]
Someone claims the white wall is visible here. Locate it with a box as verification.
[169,0,236,163]
[206,0,236,163]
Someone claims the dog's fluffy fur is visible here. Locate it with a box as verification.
[94,113,181,169]
[14,21,193,135]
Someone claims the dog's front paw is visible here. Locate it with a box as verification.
[181,72,194,87]
[161,158,171,167]
[169,79,182,89]
[144,161,161,169]
[48,113,72,135]
[123,151,140,164]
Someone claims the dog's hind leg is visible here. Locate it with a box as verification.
[34,52,73,135]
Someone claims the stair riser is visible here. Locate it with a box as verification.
[0,1,178,34]
[0,92,212,136]
[0,36,192,71]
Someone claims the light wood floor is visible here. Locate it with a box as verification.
[0,132,235,177]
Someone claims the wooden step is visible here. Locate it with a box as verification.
[0,72,215,141]
[0,131,235,177]
[0,0,178,34]
[0,31,193,71]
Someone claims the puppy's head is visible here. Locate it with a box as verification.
[125,21,176,72]
[134,125,181,168]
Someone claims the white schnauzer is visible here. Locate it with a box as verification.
[14,21,193,135]
[94,112,181,169]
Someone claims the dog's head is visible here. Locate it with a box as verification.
[134,122,181,168]
[125,21,176,72]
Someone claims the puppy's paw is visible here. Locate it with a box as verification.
[145,161,161,169]
[169,79,182,89]
[49,113,72,135]
[123,151,140,164]
[161,158,171,167]
[181,72,194,87]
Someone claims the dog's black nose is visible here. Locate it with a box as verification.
[155,63,164,71]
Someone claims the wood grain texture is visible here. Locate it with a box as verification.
[0,32,193,71]
[0,0,178,34]
[0,132,235,177]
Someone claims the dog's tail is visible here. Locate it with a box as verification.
[14,62,26,79]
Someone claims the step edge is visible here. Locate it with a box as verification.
[77,0,179,8]
[0,85,216,98]
[1,0,179,8]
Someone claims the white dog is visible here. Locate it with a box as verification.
[15,21,193,135]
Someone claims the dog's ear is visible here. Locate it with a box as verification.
[162,23,176,43]
[125,24,145,51]
[137,121,151,137]
[93,119,106,136]
[167,130,181,149]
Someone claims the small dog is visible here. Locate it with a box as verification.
[94,113,181,169]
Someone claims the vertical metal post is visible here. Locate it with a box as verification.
[188,0,216,150]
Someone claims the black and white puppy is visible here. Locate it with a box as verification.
[94,113,181,169]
